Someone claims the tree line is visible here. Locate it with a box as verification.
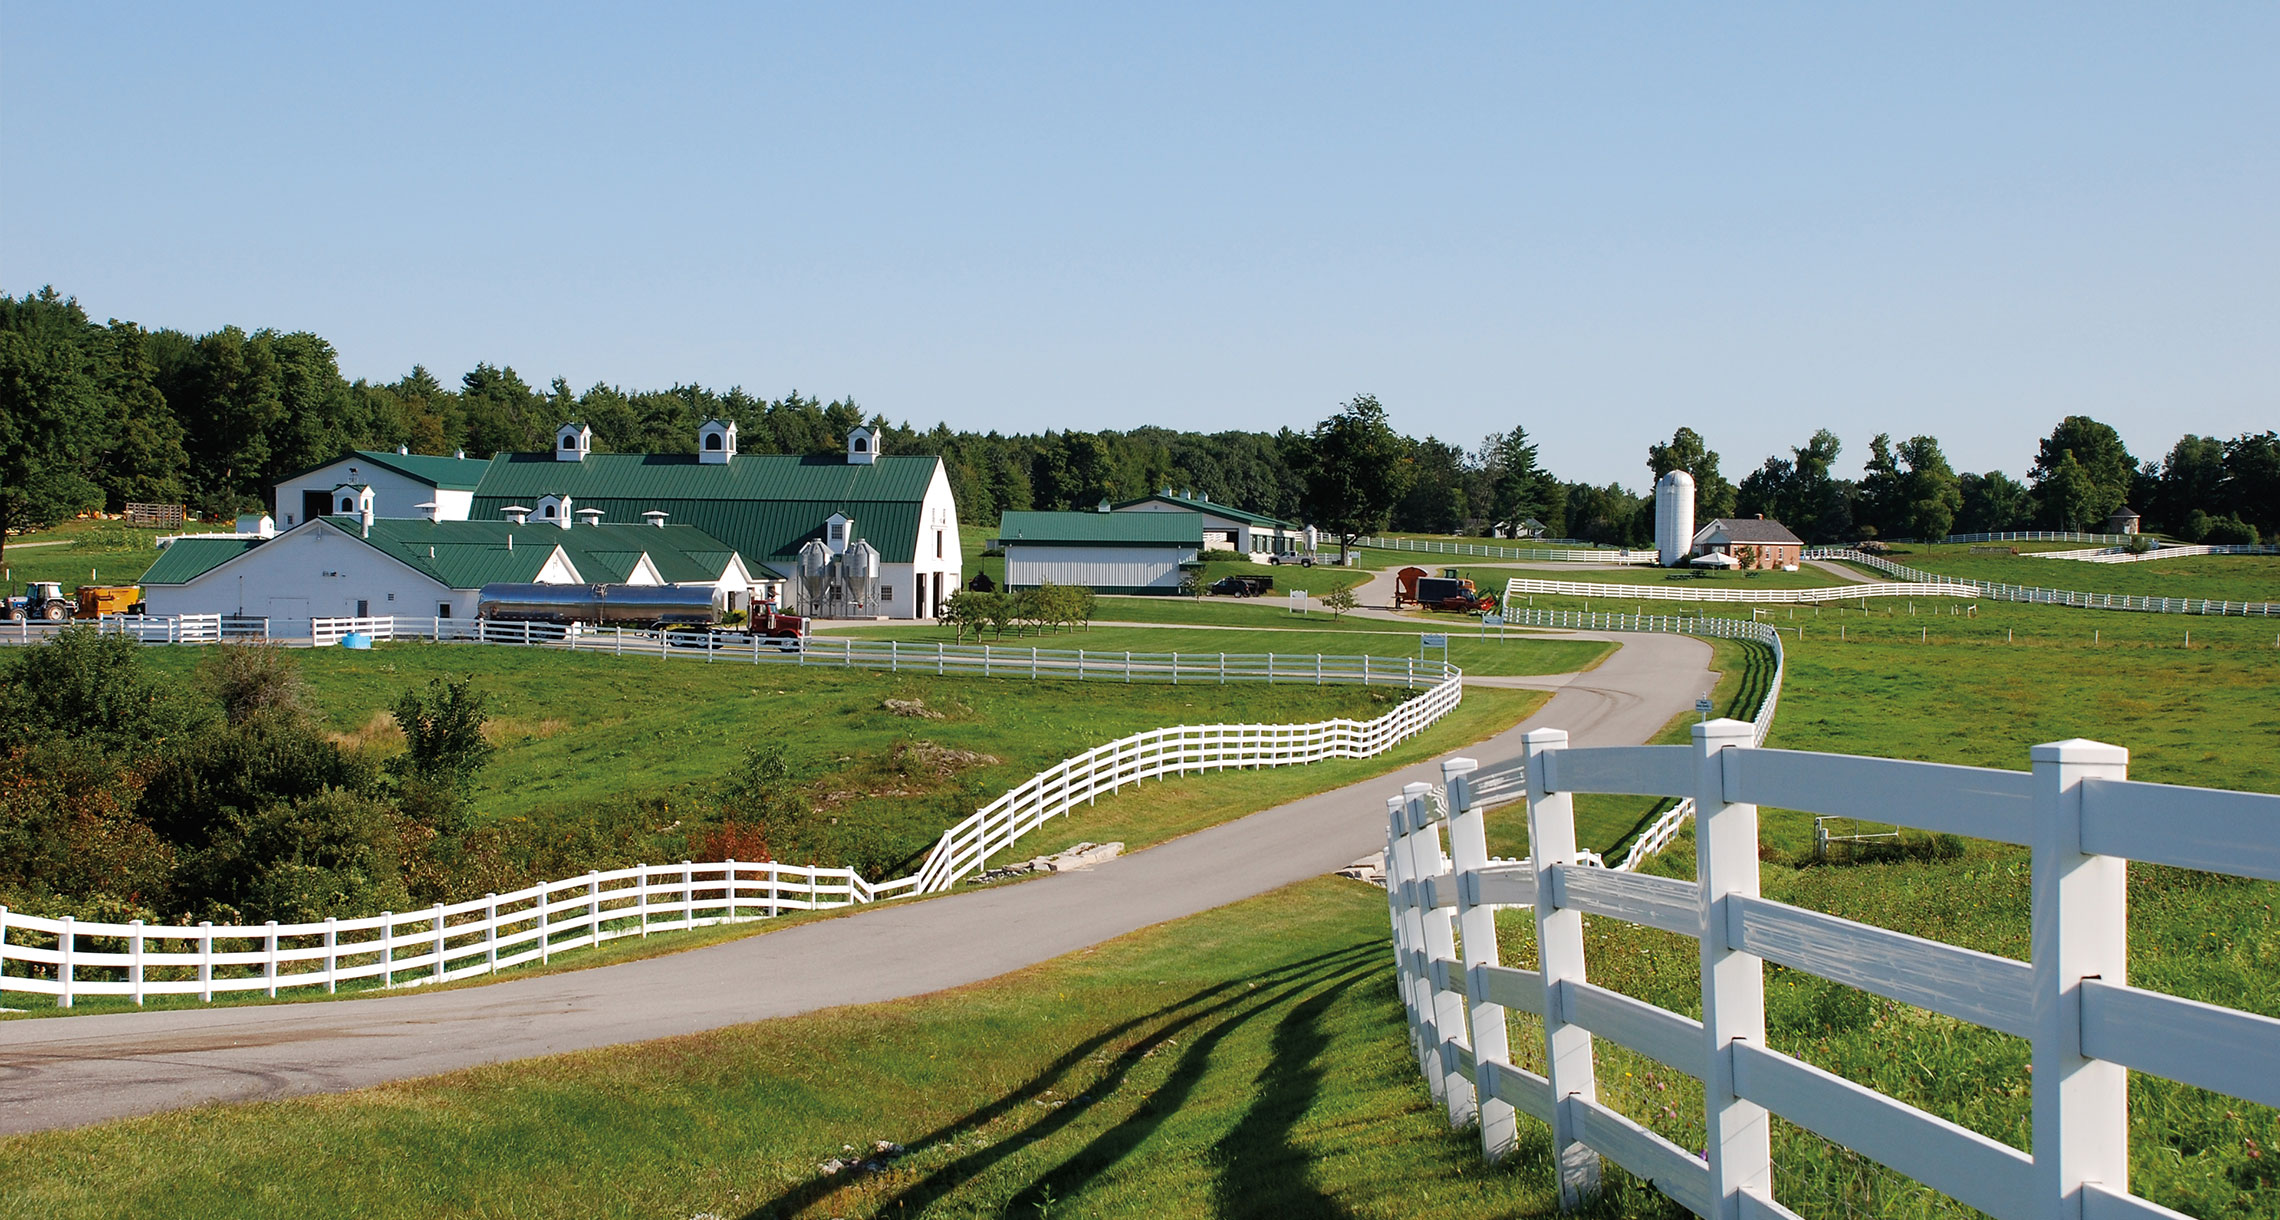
[4,287,2272,558]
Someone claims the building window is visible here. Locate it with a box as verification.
[705,434,722,450]
[936,530,943,559]
[563,435,575,449]
[829,522,843,542]
[853,436,868,452]
[340,498,353,512]
[439,603,453,618]
[881,585,895,601]
[544,505,556,518]
[356,599,369,617]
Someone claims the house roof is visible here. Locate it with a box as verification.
[339,518,747,589]
[1110,493,1294,530]
[467,452,941,566]
[278,449,491,491]
[1695,517,1804,546]
[142,537,267,585]
[998,510,1206,546]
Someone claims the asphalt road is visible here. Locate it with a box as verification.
[0,629,1711,1134]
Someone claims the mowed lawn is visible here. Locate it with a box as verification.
[0,879,1671,1220]
[831,620,1616,678]
[136,643,1405,819]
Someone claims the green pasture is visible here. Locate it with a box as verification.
[1860,544,2279,604]
[1467,563,1853,593]
[1193,555,1368,596]
[830,620,1614,678]
[136,644,1390,824]
[0,520,168,592]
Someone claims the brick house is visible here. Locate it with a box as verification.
[1691,517,1804,570]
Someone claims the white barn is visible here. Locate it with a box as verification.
[998,510,1204,594]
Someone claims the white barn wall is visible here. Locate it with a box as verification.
[143,523,466,631]
[1006,544,1188,592]
[274,460,477,527]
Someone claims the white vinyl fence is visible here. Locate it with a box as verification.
[1805,548,2280,617]
[1466,608,1786,872]
[1357,536,1660,564]
[2022,543,2279,564]
[1385,728,2280,1220]
[1502,576,1985,606]
[1939,530,2145,545]
[0,663,1466,1007]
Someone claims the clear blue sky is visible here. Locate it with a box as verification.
[5,4,2273,487]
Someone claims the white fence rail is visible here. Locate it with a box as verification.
[1357,536,1660,564]
[2024,543,2280,564]
[1467,607,1786,872]
[1806,548,2280,617]
[1385,728,2280,1220]
[1503,576,1984,606]
[1939,530,2146,545]
[1,661,1466,1007]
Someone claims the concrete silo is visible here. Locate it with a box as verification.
[1655,470,1696,567]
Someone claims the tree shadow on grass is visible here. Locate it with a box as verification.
[735,940,1380,1220]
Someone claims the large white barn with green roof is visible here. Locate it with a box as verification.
[235,421,963,622]
[141,516,758,631]
[997,510,1205,594]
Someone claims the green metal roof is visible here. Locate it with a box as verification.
[1112,494,1294,529]
[338,518,746,589]
[141,537,266,585]
[468,452,942,566]
[998,511,1205,546]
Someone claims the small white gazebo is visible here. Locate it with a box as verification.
[1690,550,1741,568]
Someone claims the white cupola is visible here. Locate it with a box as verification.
[535,493,575,528]
[331,484,376,518]
[555,422,592,462]
[698,418,738,465]
[847,425,878,465]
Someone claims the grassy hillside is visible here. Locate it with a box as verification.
[834,620,1615,679]
[1859,543,2279,603]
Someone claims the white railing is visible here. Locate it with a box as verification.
[1939,529,2146,545]
[1385,730,2280,1220]
[1358,536,1660,564]
[1,661,1466,1007]
[1467,607,1786,872]
[1806,548,2280,617]
[2024,543,2280,564]
[1502,576,1984,606]
[0,614,224,646]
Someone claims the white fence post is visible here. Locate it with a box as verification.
[325,916,339,993]
[431,904,446,984]
[1695,717,1772,1219]
[1444,756,1516,1162]
[264,920,279,997]
[1404,781,1475,1125]
[1522,727,1601,1207]
[2031,738,2131,1219]
[483,896,497,973]
[198,920,213,1001]
[129,919,145,1005]
[58,916,74,1008]
[1386,795,1438,1095]
[379,912,394,987]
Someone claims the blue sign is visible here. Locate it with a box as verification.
[1421,634,1448,647]
[1481,614,1504,627]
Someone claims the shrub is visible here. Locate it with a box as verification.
[0,625,201,756]
[197,641,311,726]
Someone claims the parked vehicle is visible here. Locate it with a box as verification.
[475,582,720,628]
[1413,574,1496,614]
[1,582,73,622]
[75,585,143,617]
[747,603,806,645]
[1391,566,1429,607]
[1208,575,1274,597]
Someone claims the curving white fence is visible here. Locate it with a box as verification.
[2023,543,2280,564]
[1939,529,2145,545]
[1384,731,2280,1220]
[1806,548,2280,617]
[1453,607,1785,872]
[0,661,1466,1008]
[1502,576,1983,606]
[1357,536,1659,564]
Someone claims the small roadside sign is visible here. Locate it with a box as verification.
[1696,697,1714,721]
[1421,633,1447,647]
[1481,614,1504,627]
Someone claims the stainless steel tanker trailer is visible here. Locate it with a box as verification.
[475,583,720,629]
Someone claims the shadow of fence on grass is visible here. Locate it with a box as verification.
[736,940,1381,1220]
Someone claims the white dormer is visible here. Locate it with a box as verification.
[825,512,853,555]
[555,422,592,462]
[331,484,376,518]
[535,493,575,528]
[847,425,878,465]
[698,418,738,465]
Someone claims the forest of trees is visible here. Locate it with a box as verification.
[3,287,2274,555]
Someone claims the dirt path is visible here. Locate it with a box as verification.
[0,632,1712,1134]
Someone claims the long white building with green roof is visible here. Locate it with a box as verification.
[141,516,760,631]
[258,421,963,621]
